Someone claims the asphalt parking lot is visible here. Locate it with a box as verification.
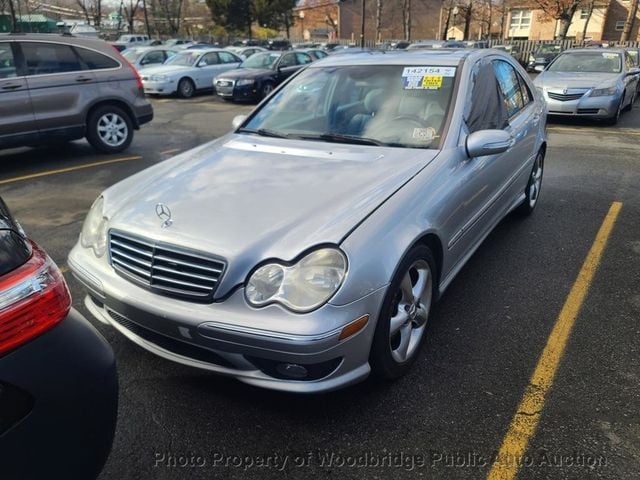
[1,91,639,479]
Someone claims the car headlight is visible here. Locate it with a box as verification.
[245,248,347,312]
[590,86,618,97]
[236,78,255,87]
[150,74,169,82]
[80,197,108,257]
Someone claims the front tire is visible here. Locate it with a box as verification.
[370,245,436,380]
[261,82,274,99]
[177,78,195,98]
[606,95,623,125]
[515,150,544,217]
[86,105,133,154]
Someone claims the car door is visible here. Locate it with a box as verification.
[0,41,37,149]
[193,52,223,89]
[445,58,536,260]
[275,53,302,83]
[19,41,96,141]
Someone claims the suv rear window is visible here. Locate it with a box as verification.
[75,47,119,70]
[21,42,82,75]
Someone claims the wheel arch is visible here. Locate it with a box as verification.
[86,99,139,130]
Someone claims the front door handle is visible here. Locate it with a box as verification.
[1,83,22,90]
[75,76,92,82]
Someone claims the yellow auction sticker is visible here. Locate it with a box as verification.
[421,75,443,89]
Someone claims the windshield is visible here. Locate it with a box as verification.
[241,52,281,69]
[548,52,622,73]
[165,51,200,67]
[536,45,561,54]
[240,65,456,149]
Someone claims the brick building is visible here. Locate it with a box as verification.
[292,0,443,42]
[506,1,640,41]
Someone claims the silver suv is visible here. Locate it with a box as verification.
[0,34,153,153]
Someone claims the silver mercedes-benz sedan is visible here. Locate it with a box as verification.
[534,48,640,125]
[69,50,547,393]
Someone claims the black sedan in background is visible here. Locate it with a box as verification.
[0,198,117,479]
[214,50,313,102]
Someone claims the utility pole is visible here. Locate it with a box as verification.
[360,0,366,47]
[620,0,639,42]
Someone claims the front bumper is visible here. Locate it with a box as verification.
[540,89,620,118]
[215,81,261,101]
[69,242,385,393]
[141,78,177,95]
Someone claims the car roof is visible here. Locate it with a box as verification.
[564,48,627,54]
[317,49,475,67]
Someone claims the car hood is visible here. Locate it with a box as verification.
[535,71,619,89]
[139,64,193,77]
[216,68,274,80]
[104,134,438,295]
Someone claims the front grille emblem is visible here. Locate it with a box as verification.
[155,203,173,228]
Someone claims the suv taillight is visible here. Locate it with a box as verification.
[112,46,144,90]
[0,242,71,357]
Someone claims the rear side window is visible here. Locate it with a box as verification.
[75,47,119,70]
[21,42,82,75]
[218,51,239,64]
[140,50,164,66]
[296,53,312,65]
[0,43,17,79]
[492,60,525,117]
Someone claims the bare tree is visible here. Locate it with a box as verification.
[376,0,383,42]
[142,0,152,37]
[124,0,141,33]
[75,0,102,28]
[402,0,411,40]
[530,0,581,39]
[156,0,184,35]
[581,0,594,41]
[620,0,639,42]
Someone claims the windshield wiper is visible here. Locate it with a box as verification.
[237,128,289,138]
[292,132,385,146]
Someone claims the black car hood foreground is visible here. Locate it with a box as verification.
[217,67,275,81]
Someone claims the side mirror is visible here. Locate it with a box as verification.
[465,129,513,158]
[232,115,248,129]
[626,67,640,77]
[534,65,545,72]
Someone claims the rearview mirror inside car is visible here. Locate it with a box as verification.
[232,115,248,129]
[465,130,513,158]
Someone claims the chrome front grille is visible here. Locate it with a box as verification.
[547,91,585,102]
[109,231,226,302]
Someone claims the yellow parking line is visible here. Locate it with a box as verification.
[160,148,180,155]
[487,201,622,480]
[0,156,143,186]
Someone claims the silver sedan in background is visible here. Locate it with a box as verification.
[534,48,640,124]
[69,50,546,392]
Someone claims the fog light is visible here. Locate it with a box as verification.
[275,363,308,379]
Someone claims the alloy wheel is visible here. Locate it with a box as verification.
[388,259,432,363]
[528,154,543,209]
[97,113,128,147]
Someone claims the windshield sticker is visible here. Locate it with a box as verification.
[412,127,437,142]
[602,53,618,59]
[403,75,443,90]
[402,66,456,77]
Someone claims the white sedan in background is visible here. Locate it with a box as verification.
[122,47,178,72]
[141,49,242,98]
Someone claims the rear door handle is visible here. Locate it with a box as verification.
[1,83,22,90]
[75,76,93,83]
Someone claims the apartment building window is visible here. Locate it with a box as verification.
[510,10,532,29]
[615,21,625,31]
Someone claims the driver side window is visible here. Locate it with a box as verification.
[279,54,296,68]
[466,61,509,133]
